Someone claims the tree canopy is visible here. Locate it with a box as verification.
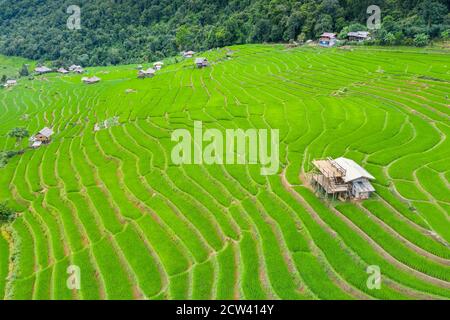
[0,0,448,66]
[0,202,15,223]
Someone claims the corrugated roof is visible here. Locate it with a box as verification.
[35,66,52,72]
[39,127,53,137]
[321,33,336,38]
[334,157,375,182]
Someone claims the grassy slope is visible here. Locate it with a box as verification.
[0,55,34,79]
[0,44,449,300]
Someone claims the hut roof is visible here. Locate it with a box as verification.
[69,64,81,70]
[195,57,207,64]
[320,33,336,39]
[39,127,54,138]
[82,76,101,83]
[348,31,370,38]
[334,157,375,182]
[35,66,52,73]
[139,68,155,75]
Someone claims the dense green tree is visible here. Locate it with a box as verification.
[0,202,15,223]
[175,25,194,50]
[19,64,29,77]
[414,33,430,46]
[8,127,29,144]
[418,0,447,26]
[0,0,447,65]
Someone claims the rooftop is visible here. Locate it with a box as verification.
[348,31,370,38]
[35,66,52,72]
[334,157,375,182]
[39,127,54,138]
[321,33,336,39]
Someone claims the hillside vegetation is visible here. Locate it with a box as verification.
[0,44,449,299]
[0,0,449,65]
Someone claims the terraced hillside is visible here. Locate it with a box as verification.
[0,45,449,300]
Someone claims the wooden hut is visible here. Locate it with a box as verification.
[319,33,337,47]
[138,68,156,78]
[82,76,101,84]
[4,80,17,88]
[35,66,53,74]
[153,61,164,70]
[347,31,371,42]
[195,57,208,68]
[30,127,54,148]
[311,157,375,200]
[183,50,195,58]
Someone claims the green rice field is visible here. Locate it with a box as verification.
[0,44,449,300]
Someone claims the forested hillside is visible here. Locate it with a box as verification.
[0,0,448,66]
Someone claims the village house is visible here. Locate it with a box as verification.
[82,76,101,84]
[4,80,17,88]
[30,127,54,148]
[153,61,164,70]
[57,67,69,74]
[183,50,195,58]
[319,33,337,47]
[138,68,156,78]
[311,157,375,201]
[195,57,208,68]
[347,31,371,42]
[68,65,84,73]
[74,66,84,73]
[35,66,53,74]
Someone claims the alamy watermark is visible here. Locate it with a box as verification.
[67,5,81,30]
[67,265,81,290]
[171,121,280,175]
[366,265,381,290]
[367,5,381,30]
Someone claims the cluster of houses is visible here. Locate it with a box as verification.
[57,64,85,74]
[182,50,209,68]
[319,31,371,47]
[311,157,375,201]
[29,127,54,148]
[137,61,164,79]
[35,64,85,75]
[34,64,103,85]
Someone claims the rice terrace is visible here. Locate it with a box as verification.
[0,44,450,301]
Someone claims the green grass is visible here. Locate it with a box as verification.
[0,45,449,300]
